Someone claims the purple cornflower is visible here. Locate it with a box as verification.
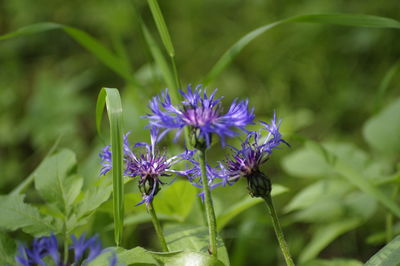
[145,84,255,147]
[16,234,114,266]
[99,128,197,206]
[217,113,289,197]
[125,127,197,206]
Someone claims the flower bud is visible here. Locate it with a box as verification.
[247,171,271,198]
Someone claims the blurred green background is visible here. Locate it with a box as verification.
[1,0,400,265]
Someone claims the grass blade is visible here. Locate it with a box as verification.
[203,13,400,85]
[96,88,125,246]
[141,24,175,91]
[365,235,400,266]
[0,23,141,87]
[146,0,175,57]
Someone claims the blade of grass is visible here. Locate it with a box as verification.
[96,88,125,246]
[146,0,175,57]
[0,23,141,87]
[203,13,400,85]
[374,61,400,112]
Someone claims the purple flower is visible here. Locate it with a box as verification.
[16,234,59,266]
[211,113,289,195]
[145,84,255,146]
[226,113,288,179]
[125,127,197,206]
[16,234,113,266]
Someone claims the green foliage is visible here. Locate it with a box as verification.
[0,194,55,235]
[365,235,400,266]
[164,225,230,265]
[363,98,400,153]
[96,88,125,246]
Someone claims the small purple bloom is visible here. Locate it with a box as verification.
[125,127,197,206]
[226,113,288,179]
[145,84,255,146]
[16,234,113,266]
[214,113,289,192]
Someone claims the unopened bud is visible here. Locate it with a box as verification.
[247,171,271,198]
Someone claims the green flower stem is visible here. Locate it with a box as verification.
[148,202,169,252]
[263,194,294,266]
[386,186,398,243]
[198,147,218,257]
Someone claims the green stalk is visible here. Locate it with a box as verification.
[263,194,294,266]
[386,186,398,243]
[148,202,169,252]
[198,147,218,257]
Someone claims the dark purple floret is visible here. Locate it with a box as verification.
[225,113,289,181]
[125,127,197,206]
[145,84,255,146]
[16,234,113,266]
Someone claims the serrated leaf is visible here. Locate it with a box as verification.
[217,184,288,230]
[34,149,76,213]
[164,225,230,266]
[0,194,55,235]
[365,235,400,266]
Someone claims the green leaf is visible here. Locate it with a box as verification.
[365,235,400,266]
[299,218,361,263]
[146,0,175,57]
[217,184,288,230]
[154,180,197,221]
[88,247,159,266]
[374,61,400,112]
[285,180,350,213]
[96,88,125,246]
[0,194,55,235]
[165,225,230,266]
[301,258,362,266]
[203,14,400,85]
[33,149,77,213]
[363,98,400,154]
[0,23,140,86]
[282,147,332,178]
[0,232,16,265]
[76,176,113,221]
[150,250,225,266]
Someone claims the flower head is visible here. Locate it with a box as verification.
[125,127,197,206]
[99,128,197,206]
[210,113,289,197]
[16,234,114,266]
[145,84,255,147]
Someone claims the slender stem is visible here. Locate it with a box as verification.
[170,55,182,93]
[148,202,169,252]
[263,194,294,266]
[198,147,218,257]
